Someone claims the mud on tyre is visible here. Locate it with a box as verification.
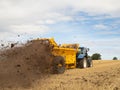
[51,56,65,74]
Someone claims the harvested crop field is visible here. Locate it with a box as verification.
[40,60,120,90]
[0,40,120,90]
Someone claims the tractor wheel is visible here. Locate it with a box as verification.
[51,56,65,74]
[79,57,87,68]
[87,59,93,67]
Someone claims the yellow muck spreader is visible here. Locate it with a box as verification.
[38,38,93,74]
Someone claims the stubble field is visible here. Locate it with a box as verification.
[37,60,120,90]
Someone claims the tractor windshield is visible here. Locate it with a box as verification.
[79,47,89,54]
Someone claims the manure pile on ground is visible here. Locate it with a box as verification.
[0,39,53,89]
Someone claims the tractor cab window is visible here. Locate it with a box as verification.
[79,47,84,54]
[79,47,89,54]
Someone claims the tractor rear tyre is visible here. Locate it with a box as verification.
[79,57,87,68]
[51,56,65,74]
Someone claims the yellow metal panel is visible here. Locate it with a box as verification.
[33,38,79,68]
[52,47,77,68]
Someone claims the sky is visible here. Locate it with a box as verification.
[0,0,120,60]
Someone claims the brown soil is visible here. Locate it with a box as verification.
[0,40,53,89]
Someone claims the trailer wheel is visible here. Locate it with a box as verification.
[51,56,65,74]
[79,57,87,68]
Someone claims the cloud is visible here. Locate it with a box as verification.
[95,30,120,35]
[0,0,120,34]
[93,24,109,30]
[36,13,73,25]
[10,24,49,34]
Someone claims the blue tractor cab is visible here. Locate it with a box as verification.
[76,47,92,68]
